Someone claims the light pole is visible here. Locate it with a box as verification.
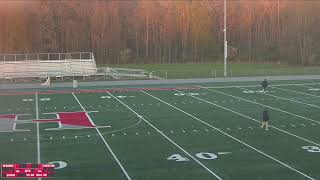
[224,0,227,77]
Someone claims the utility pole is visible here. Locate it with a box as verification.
[224,0,227,77]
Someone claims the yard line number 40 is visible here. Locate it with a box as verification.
[167,152,218,162]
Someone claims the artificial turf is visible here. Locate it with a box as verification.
[1,80,320,180]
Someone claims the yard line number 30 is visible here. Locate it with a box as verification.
[302,146,320,153]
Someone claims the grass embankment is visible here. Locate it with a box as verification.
[100,62,320,79]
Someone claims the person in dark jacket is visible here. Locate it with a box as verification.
[261,78,268,93]
[261,108,269,130]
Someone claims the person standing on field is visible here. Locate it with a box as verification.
[261,78,268,93]
[261,108,269,130]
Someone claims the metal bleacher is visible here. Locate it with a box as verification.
[0,52,97,82]
[0,52,159,83]
[91,67,152,80]
[105,67,149,80]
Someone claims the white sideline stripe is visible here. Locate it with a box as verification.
[35,92,41,180]
[107,92,223,180]
[174,90,320,147]
[200,86,320,124]
[240,87,320,109]
[298,85,319,89]
[14,120,34,123]
[142,90,315,180]
[273,87,320,99]
[203,82,320,89]
[72,93,132,180]
[45,126,111,131]
[43,110,98,115]
[299,84,320,91]
[0,130,30,133]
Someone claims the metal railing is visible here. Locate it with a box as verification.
[0,52,94,62]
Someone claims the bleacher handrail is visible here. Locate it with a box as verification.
[0,52,94,61]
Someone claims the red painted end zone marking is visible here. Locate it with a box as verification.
[58,112,95,127]
[0,114,17,120]
[33,112,95,127]
[0,86,200,96]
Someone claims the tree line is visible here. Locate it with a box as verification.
[0,0,319,65]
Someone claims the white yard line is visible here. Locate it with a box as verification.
[272,87,320,99]
[35,92,41,180]
[141,90,315,180]
[106,92,223,180]
[174,90,320,147]
[240,87,320,109]
[72,93,132,180]
[199,86,320,124]
[299,84,320,90]
[203,82,320,89]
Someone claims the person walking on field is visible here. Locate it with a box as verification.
[261,78,268,93]
[261,108,269,130]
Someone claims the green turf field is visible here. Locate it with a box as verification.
[1,80,320,180]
